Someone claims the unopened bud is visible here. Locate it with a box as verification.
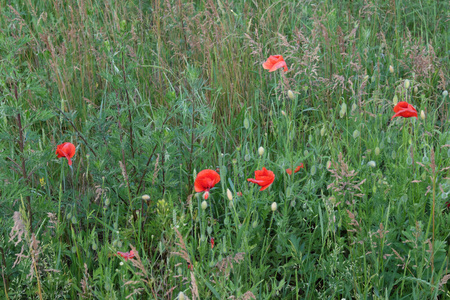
[281,110,286,116]
[271,202,277,212]
[320,126,326,136]
[142,194,150,201]
[389,65,394,73]
[393,95,398,105]
[414,86,418,93]
[420,110,425,120]
[178,292,186,300]
[443,90,448,97]
[258,146,265,156]
[375,147,380,156]
[201,201,208,210]
[404,79,410,89]
[226,188,233,201]
[340,103,347,118]
[287,90,295,100]
[353,130,360,139]
[243,118,249,129]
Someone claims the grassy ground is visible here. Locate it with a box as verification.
[0,0,449,299]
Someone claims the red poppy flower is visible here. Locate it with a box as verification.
[117,250,135,261]
[187,262,193,271]
[194,169,221,199]
[262,55,288,72]
[210,237,215,249]
[247,167,275,191]
[391,101,418,120]
[56,142,76,166]
[286,163,304,175]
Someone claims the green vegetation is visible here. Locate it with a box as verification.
[0,0,449,298]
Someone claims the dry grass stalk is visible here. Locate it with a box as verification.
[215,252,245,279]
[171,227,199,300]
[327,153,366,198]
[9,211,26,247]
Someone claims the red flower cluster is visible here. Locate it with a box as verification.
[247,167,275,191]
[117,250,135,261]
[391,101,418,120]
[56,142,76,166]
[286,163,304,175]
[262,55,288,72]
[194,169,221,199]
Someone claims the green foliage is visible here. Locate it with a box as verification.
[0,0,449,299]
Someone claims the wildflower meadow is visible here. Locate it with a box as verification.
[1,0,450,299]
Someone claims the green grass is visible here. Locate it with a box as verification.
[0,0,449,299]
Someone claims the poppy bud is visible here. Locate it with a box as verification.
[201,200,208,210]
[364,75,369,81]
[443,90,448,97]
[178,292,186,300]
[271,202,277,212]
[243,118,249,129]
[258,146,265,156]
[340,103,347,118]
[389,65,394,73]
[226,188,233,201]
[281,110,287,116]
[310,165,317,176]
[320,126,326,136]
[367,161,376,168]
[326,160,332,169]
[414,86,418,94]
[252,220,258,228]
[142,194,150,201]
[353,130,360,139]
[420,110,425,120]
[351,103,357,113]
[393,95,398,105]
[287,90,295,100]
[375,147,380,156]
[404,79,410,89]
